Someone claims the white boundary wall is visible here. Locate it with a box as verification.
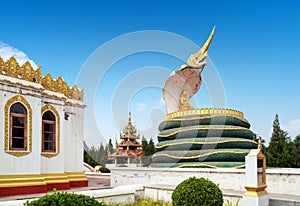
[110,167,300,196]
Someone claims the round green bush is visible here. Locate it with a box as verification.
[172,177,223,206]
[24,191,105,206]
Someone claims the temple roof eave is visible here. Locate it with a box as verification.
[0,74,43,89]
[120,136,140,139]
[0,56,84,101]
[118,144,142,147]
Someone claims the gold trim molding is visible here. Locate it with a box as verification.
[65,172,88,182]
[0,172,87,188]
[43,173,69,184]
[244,185,268,197]
[176,163,245,169]
[152,150,249,159]
[4,95,32,157]
[158,126,252,138]
[166,108,244,119]
[0,56,83,101]
[41,104,60,158]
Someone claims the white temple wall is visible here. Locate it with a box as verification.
[73,107,83,172]
[0,81,86,175]
[0,84,42,175]
[64,104,84,172]
[0,87,6,173]
[0,57,87,195]
[110,167,300,196]
[63,104,73,172]
[40,98,65,174]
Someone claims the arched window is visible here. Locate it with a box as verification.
[10,103,27,150]
[42,111,56,152]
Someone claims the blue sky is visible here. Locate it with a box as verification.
[1,0,300,146]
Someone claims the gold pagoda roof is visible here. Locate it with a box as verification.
[0,56,83,101]
[120,112,141,139]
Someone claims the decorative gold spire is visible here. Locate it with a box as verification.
[0,56,84,101]
[120,112,140,139]
[128,112,132,123]
[187,26,216,67]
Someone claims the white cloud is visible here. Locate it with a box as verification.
[282,118,300,138]
[0,41,38,69]
[136,102,147,111]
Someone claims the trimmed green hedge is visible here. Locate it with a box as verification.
[172,177,223,206]
[24,191,105,206]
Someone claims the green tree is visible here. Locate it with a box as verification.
[294,135,300,167]
[267,114,298,167]
[84,146,98,167]
[142,136,148,155]
[108,138,114,154]
[98,143,107,166]
[147,138,156,155]
[142,137,156,156]
[141,137,156,166]
[284,139,298,167]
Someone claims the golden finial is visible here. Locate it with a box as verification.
[258,138,262,150]
[187,26,216,67]
[128,112,132,123]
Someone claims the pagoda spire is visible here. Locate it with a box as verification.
[128,112,132,123]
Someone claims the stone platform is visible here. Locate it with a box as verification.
[110,167,300,196]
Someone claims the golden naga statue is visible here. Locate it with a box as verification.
[187,26,215,68]
[163,26,215,114]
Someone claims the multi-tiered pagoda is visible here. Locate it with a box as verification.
[108,112,143,165]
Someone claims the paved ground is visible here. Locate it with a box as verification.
[0,176,111,202]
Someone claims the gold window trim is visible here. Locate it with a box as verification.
[4,95,32,157]
[41,104,60,158]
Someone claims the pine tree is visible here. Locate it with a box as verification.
[108,138,114,154]
[84,146,98,167]
[142,136,148,155]
[147,138,156,155]
[98,143,106,166]
[294,135,300,167]
[141,137,156,166]
[267,114,298,167]
[284,139,298,167]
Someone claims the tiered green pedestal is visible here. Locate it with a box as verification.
[151,108,257,168]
